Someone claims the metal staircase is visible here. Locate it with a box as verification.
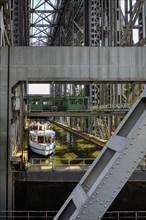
[53,88,146,220]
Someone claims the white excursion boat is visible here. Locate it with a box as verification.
[29,123,56,156]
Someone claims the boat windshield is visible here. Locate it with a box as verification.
[45,136,54,143]
[38,136,44,143]
[30,134,37,143]
[38,126,45,131]
[38,124,50,131]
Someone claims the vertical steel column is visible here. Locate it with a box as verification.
[84,0,90,46]
[0,47,12,217]
[19,82,24,168]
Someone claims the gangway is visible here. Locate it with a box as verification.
[54,88,146,220]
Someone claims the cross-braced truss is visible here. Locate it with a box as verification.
[30,0,67,46]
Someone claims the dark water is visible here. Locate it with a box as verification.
[15,180,146,219]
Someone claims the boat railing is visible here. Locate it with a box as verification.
[27,158,95,172]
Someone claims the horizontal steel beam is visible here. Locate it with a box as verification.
[0,47,145,88]
[25,111,127,117]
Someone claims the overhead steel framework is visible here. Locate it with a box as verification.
[0,0,30,46]
[45,0,145,138]
[28,0,146,138]
[1,1,146,47]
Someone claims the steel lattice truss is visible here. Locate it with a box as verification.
[0,0,11,46]
[32,0,145,47]
[30,0,67,46]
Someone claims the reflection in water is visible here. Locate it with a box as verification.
[55,130,78,148]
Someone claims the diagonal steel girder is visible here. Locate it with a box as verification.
[53,87,146,220]
[120,0,145,46]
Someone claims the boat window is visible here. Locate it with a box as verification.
[39,126,45,131]
[31,135,37,143]
[45,136,51,143]
[32,124,38,130]
[38,136,44,143]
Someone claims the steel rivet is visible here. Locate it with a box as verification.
[107,200,110,202]
[84,205,87,208]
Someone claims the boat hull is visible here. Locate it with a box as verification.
[29,139,56,156]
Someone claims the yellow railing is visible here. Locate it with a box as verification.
[11,156,146,172]
[27,157,95,172]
